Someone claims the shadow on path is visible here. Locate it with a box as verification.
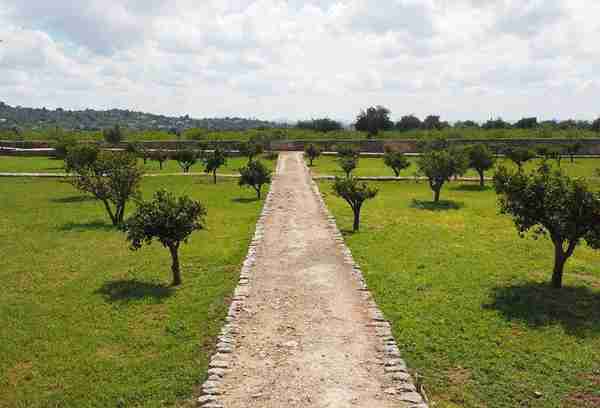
[96,279,174,304]
[51,195,95,203]
[484,282,600,338]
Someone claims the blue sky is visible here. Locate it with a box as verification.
[0,0,599,122]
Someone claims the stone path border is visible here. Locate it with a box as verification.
[196,157,281,408]
[306,165,429,408]
[196,153,428,408]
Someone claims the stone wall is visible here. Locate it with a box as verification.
[3,138,600,156]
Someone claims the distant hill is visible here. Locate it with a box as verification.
[0,101,282,131]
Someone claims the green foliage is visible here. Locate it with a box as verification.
[202,148,227,183]
[150,149,170,169]
[494,165,600,288]
[68,151,144,225]
[51,134,78,159]
[564,142,582,163]
[296,118,343,132]
[418,149,468,202]
[514,117,538,129]
[355,105,393,137]
[238,160,272,199]
[336,145,360,158]
[239,141,264,162]
[173,149,197,173]
[395,115,422,131]
[504,147,537,170]
[383,148,410,177]
[304,143,321,166]
[467,144,496,187]
[332,177,378,231]
[64,144,100,173]
[536,145,564,167]
[124,190,206,286]
[338,156,358,178]
[103,125,124,145]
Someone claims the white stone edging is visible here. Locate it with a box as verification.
[306,160,430,408]
[195,157,282,408]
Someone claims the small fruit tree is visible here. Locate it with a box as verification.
[494,166,600,288]
[504,147,536,171]
[239,160,272,199]
[124,190,206,286]
[305,144,321,166]
[67,150,144,225]
[383,147,410,177]
[151,149,169,170]
[332,177,378,232]
[417,149,468,202]
[174,148,198,173]
[202,148,227,184]
[467,144,495,188]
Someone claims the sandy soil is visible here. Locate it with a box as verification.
[218,152,409,408]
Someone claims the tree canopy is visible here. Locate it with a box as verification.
[494,166,600,288]
[124,190,206,286]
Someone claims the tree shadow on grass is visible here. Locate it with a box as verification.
[450,184,493,192]
[58,220,115,232]
[484,283,600,338]
[410,199,464,211]
[51,195,95,203]
[96,279,174,304]
[231,197,260,203]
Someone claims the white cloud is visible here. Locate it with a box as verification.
[0,0,599,121]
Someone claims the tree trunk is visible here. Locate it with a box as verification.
[353,207,360,232]
[116,201,126,225]
[393,168,400,177]
[213,170,217,184]
[255,186,261,199]
[433,188,441,203]
[169,244,182,286]
[309,158,314,166]
[478,170,485,188]
[159,161,163,170]
[102,199,117,225]
[570,155,574,163]
[552,243,567,288]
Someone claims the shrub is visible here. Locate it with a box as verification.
[124,190,206,286]
[52,135,77,159]
[494,165,600,288]
[305,144,321,166]
[68,151,144,226]
[332,177,378,232]
[336,145,360,158]
[564,142,582,163]
[239,160,272,199]
[173,149,197,173]
[383,147,410,177]
[202,148,227,184]
[151,150,170,170]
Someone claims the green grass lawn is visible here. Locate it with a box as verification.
[309,155,600,179]
[0,155,277,175]
[320,180,600,408]
[0,176,266,407]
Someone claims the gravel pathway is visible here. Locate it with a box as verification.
[203,152,426,408]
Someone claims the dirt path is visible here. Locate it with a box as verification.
[211,152,422,408]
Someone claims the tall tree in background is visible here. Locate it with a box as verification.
[103,124,124,144]
[354,106,393,137]
[395,115,422,131]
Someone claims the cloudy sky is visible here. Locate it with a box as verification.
[1,0,599,122]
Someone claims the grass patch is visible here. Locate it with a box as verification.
[0,155,276,175]
[0,176,265,407]
[320,180,600,408]
[309,155,600,179]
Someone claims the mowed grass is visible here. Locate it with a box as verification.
[309,155,600,179]
[320,180,600,408]
[0,155,276,174]
[0,176,266,407]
